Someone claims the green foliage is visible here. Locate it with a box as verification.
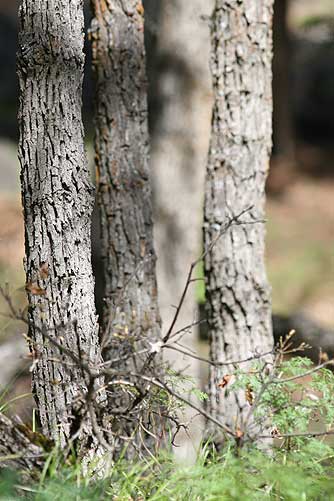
[0,469,18,499]
[2,440,334,500]
[2,356,334,500]
[298,14,334,31]
[165,369,208,411]
[230,355,334,439]
[194,260,206,304]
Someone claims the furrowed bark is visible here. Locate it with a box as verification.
[90,1,161,361]
[204,0,274,440]
[17,0,104,450]
[0,413,44,472]
[90,1,162,448]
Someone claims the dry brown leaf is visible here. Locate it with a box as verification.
[320,350,329,363]
[245,384,254,405]
[26,282,46,296]
[271,427,282,438]
[218,374,232,389]
[136,2,144,16]
[235,428,244,439]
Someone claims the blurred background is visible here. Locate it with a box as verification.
[0,0,333,425]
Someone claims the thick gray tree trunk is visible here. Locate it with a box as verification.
[17,0,104,451]
[204,0,274,440]
[90,1,162,448]
[144,0,214,461]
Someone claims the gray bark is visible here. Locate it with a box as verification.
[17,0,104,450]
[90,1,162,447]
[200,306,334,365]
[0,413,44,473]
[204,0,274,439]
[144,0,214,460]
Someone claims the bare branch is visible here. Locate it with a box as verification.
[130,372,234,438]
[272,359,334,384]
[163,207,260,344]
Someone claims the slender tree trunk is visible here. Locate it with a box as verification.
[90,1,162,448]
[144,1,213,326]
[17,0,104,452]
[144,0,214,460]
[204,0,274,440]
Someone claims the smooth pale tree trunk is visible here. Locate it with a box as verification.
[144,0,213,329]
[144,0,214,460]
[17,0,104,452]
[204,0,274,441]
[90,1,162,449]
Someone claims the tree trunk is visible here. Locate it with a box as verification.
[90,1,162,449]
[0,413,44,473]
[204,0,274,440]
[144,0,214,460]
[17,0,104,452]
[144,1,213,326]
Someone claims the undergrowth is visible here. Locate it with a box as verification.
[2,354,334,500]
[1,440,334,500]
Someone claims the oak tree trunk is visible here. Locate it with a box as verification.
[17,0,104,451]
[90,1,162,449]
[204,0,274,440]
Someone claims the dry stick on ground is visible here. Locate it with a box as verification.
[259,429,334,440]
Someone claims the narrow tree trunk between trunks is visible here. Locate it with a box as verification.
[90,1,162,450]
[204,0,274,443]
[17,0,104,453]
[144,0,214,461]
